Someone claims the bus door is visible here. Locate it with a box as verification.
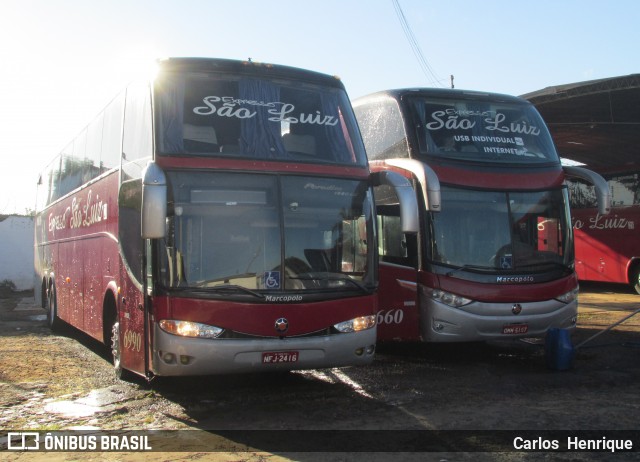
[572,212,601,281]
[117,262,146,375]
[375,203,420,341]
[117,179,147,375]
[116,80,153,376]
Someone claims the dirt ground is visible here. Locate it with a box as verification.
[1,282,639,461]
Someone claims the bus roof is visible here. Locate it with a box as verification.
[157,57,346,90]
[354,87,530,105]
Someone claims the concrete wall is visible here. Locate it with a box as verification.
[0,215,34,290]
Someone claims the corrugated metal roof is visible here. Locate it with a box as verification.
[524,74,640,174]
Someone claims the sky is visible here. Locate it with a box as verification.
[1,0,638,214]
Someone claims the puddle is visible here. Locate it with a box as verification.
[28,315,46,321]
[77,388,126,407]
[43,387,130,418]
[44,400,101,418]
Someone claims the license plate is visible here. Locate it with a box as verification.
[502,324,528,335]
[262,351,299,364]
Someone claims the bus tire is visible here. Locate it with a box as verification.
[631,266,640,295]
[46,283,62,332]
[40,279,47,309]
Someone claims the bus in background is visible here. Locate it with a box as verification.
[34,58,417,379]
[353,88,609,342]
[568,171,640,294]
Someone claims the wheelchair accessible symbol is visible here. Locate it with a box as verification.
[264,271,281,289]
[500,255,513,269]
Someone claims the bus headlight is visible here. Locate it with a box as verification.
[429,289,472,308]
[159,320,224,339]
[334,315,376,333]
[555,287,579,304]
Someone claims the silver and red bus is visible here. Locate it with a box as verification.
[34,58,417,378]
[568,170,640,294]
[353,88,609,342]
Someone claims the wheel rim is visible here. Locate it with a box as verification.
[47,286,56,327]
[111,321,122,371]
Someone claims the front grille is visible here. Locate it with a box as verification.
[218,327,334,339]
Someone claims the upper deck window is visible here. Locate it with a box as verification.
[353,96,409,161]
[155,72,366,166]
[407,95,560,164]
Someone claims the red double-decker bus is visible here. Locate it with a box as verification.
[353,88,609,342]
[568,171,640,294]
[34,58,417,379]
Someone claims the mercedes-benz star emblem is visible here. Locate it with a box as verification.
[275,317,289,334]
[512,303,523,315]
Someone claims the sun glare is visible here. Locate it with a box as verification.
[113,46,163,84]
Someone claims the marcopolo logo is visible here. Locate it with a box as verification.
[496,275,535,284]
[265,294,303,302]
[274,317,289,334]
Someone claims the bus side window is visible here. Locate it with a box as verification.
[567,179,597,209]
[122,82,152,181]
[354,98,409,160]
[183,124,218,153]
[375,184,418,268]
[101,92,125,172]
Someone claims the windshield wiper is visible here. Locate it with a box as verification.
[327,275,372,293]
[178,283,264,299]
[289,273,373,294]
[514,261,572,272]
[209,284,265,298]
[445,264,494,277]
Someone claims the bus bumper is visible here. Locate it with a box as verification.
[420,297,578,342]
[151,325,377,376]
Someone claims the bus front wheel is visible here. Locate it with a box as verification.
[46,283,62,332]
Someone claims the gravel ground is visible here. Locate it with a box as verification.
[1,282,639,461]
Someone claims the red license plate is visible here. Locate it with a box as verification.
[502,324,528,335]
[262,351,299,364]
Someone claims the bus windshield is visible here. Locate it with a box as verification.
[160,171,375,293]
[430,187,572,272]
[407,96,559,164]
[155,72,366,166]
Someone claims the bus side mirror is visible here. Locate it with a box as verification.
[563,166,611,215]
[371,170,419,234]
[141,161,167,239]
[384,158,441,212]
